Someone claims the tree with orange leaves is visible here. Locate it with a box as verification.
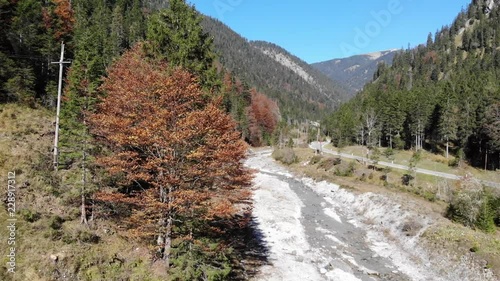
[89,44,252,269]
[42,0,74,42]
[246,89,280,146]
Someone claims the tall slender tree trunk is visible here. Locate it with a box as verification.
[164,216,172,270]
[163,185,173,270]
[361,129,364,146]
[81,112,88,225]
[81,148,87,224]
[446,136,449,159]
[485,150,488,171]
[389,129,393,149]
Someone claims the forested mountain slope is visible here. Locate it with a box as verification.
[0,1,277,279]
[312,49,398,96]
[201,17,349,120]
[326,0,500,170]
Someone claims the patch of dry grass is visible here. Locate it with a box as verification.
[423,223,500,276]
[0,103,163,280]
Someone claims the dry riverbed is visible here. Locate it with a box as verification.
[245,148,498,281]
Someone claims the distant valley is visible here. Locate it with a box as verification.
[311,49,398,97]
[200,17,350,120]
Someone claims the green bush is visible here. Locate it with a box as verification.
[492,196,500,226]
[449,149,466,167]
[272,148,298,165]
[49,215,65,230]
[62,233,76,244]
[384,148,395,158]
[169,239,232,281]
[446,189,498,232]
[393,136,405,150]
[318,157,341,170]
[421,190,437,202]
[76,230,100,244]
[476,199,496,233]
[448,157,460,167]
[45,229,63,241]
[334,161,355,177]
[20,209,41,223]
[309,155,323,165]
[401,174,414,186]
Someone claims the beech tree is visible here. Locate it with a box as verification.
[89,45,252,268]
[246,88,280,146]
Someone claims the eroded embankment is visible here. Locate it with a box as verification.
[246,149,496,281]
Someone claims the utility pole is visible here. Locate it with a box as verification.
[52,42,71,171]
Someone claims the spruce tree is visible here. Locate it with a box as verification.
[146,0,219,89]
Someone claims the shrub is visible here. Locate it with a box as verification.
[448,157,460,167]
[318,157,341,170]
[393,136,405,150]
[446,188,497,232]
[45,229,63,241]
[446,190,482,228]
[384,148,395,158]
[492,196,500,226]
[169,239,232,281]
[77,230,100,244]
[422,190,437,202]
[334,162,355,177]
[272,148,298,165]
[401,174,414,186]
[476,199,496,233]
[309,155,322,165]
[49,215,65,230]
[62,233,76,244]
[20,209,41,223]
[370,147,381,166]
[449,149,466,167]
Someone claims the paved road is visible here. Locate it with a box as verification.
[309,142,500,188]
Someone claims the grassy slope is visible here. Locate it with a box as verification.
[0,104,166,281]
[281,147,500,277]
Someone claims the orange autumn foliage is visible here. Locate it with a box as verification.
[42,0,74,41]
[89,44,252,241]
[246,89,280,146]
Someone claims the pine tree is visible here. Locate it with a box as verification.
[146,0,219,89]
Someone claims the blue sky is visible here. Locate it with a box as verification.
[188,0,472,63]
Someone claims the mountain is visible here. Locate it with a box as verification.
[200,17,348,120]
[311,49,398,97]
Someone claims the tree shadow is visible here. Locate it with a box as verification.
[226,213,270,280]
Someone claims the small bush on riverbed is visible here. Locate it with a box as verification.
[309,155,322,165]
[334,161,355,177]
[272,148,298,165]
[318,157,341,170]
